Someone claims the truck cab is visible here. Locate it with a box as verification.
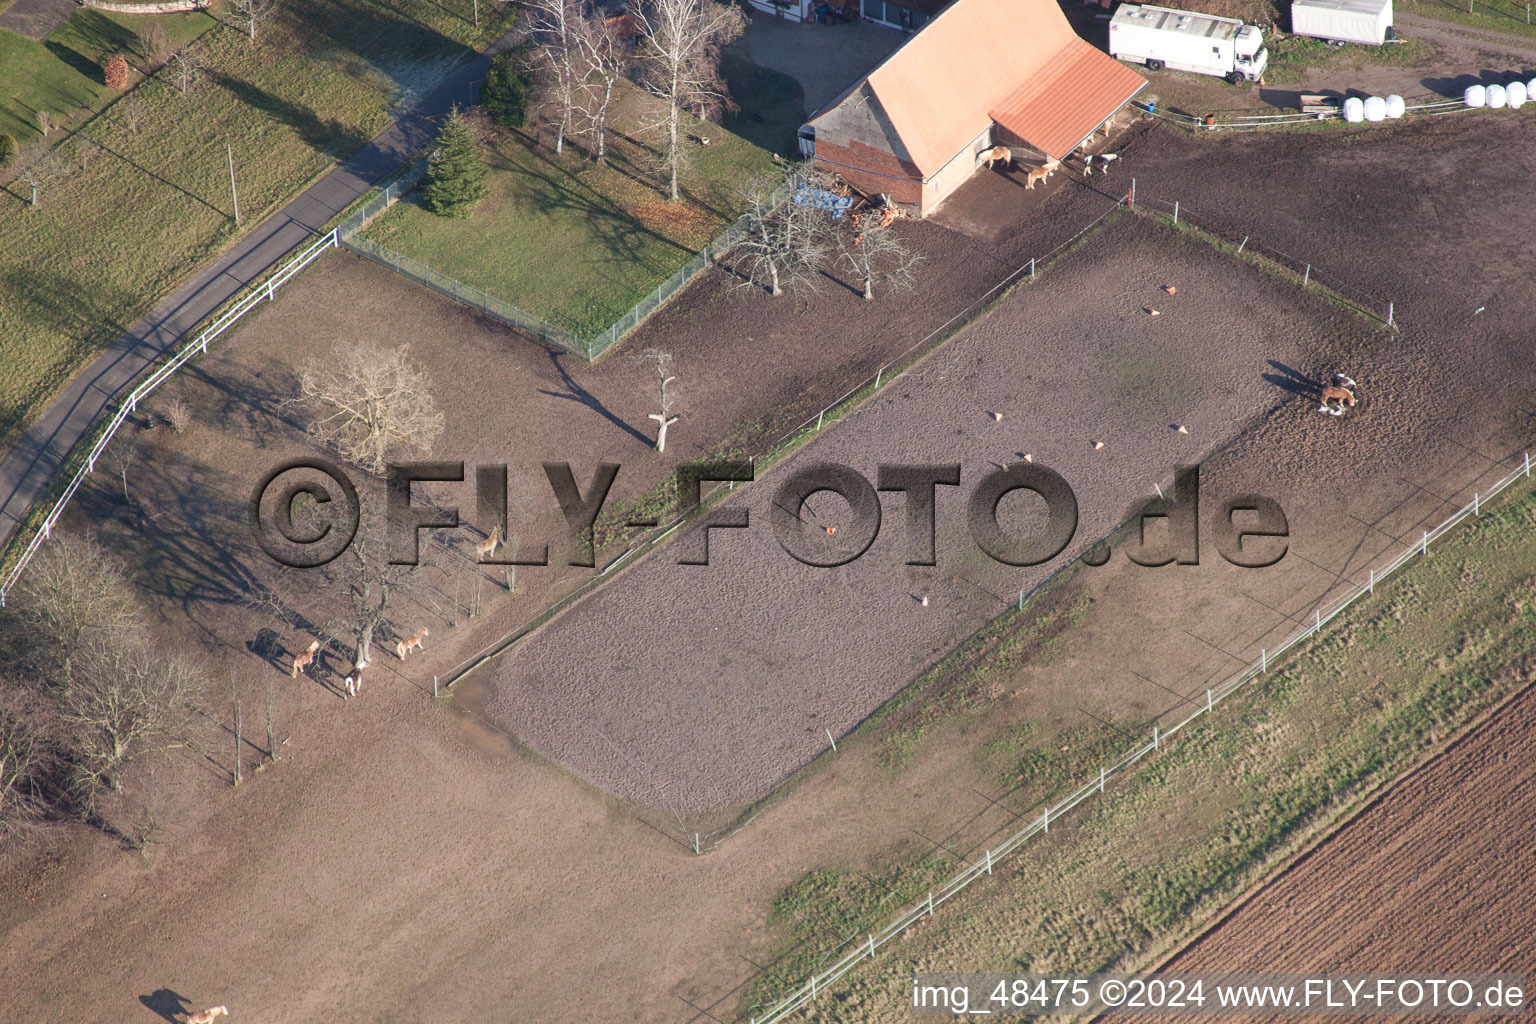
[1233,24,1268,82]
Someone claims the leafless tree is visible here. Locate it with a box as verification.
[168,46,206,98]
[231,0,281,42]
[295,341,445,475]
[523,0,582,154]
[139,22,173,69]
[163,397,191,433]
[638,349,681,452]
[13,532,141,689]
[15,140,73,207]
[119,90,146,134]
[0,690,50,863]
[840,224,922,300]
[37,111,51,137]
[570,11,630,164]
[731,168,834,296]
[320,507,417,670]
[633,0,745,200]
[58,644,198,797]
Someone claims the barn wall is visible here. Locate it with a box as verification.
[811,86,925,207]
[921,123,996,213]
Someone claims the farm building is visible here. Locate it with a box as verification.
[799,0,1148,215]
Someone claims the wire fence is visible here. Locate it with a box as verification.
[429,183,1400,857]
[0,227,340,608]
[1138,93,1477,131]
[743,450,1533,1024]
[335,156,795,361]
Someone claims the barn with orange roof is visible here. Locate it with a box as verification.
[799,0,1147,215]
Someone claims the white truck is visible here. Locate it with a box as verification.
[1290,0,1395,46]
[1109,4,1269,85]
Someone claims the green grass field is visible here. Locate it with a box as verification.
[1262,32,1440,85]
[0,0,513,455]
[745,479,1536,1018]
[361,83,782,337]
[0,7,214,144]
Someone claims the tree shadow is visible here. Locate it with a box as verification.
[209,71,373,158]
[45,41,105,86]
[536,349,653,447]
[139,989,190,1023]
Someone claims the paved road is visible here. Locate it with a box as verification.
[0,32,514,552]
[0,0,76,41]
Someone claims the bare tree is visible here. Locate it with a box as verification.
[163,397,191,433]
[231,0,281,42]
[139,23,173,69]
[638,349,681,452]
[731,168,834,296]
[295,341,445,475]
[840,224,922,300]
[523,0,582,154]
[0,690,50,863]
[74,137,101,173]
[119,90,146,135]
[37,111,51,137]
[634,0,745,200]
[15,140,73,207]
[168,46,206,98]
[571,10,629,164]
[13,532,141,689]
[58,644,198,796]
[321,508,416,670]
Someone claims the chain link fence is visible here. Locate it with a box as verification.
[335,156,793,361]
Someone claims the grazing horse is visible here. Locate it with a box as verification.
[980,145,1014,170]
[396,627,429,660]
[186,1008,229,1024]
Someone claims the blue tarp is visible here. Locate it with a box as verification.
[792,185,855,218]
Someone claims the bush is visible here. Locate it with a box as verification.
[0,134,15,170]
[421,105,488,219]
[103,54,132,91]
[481,48,535,130]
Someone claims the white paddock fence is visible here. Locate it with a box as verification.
[744,451,1533,1024]
[0,228,340,607]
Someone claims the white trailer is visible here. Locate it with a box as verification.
[1109,4,1269,84]
[1290,0,1395,45]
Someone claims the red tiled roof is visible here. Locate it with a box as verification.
[811,0,1145,173]
[988,40,1147,160]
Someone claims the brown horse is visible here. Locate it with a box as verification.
[980,145,1014,170]
[1318,383,1356,416]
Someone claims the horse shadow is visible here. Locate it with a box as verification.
[1262,360,1321,397]
[140,989,190,1022]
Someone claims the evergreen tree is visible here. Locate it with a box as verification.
[481,48,535,130]
[421,106,488,219]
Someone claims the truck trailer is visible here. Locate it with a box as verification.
[1108,4,1269,84]
[1290,0,1395,46]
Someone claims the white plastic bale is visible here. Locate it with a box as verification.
[1363,95,1387,121]
[1343,96,1365,122]
[1529,76,1536,98]
[1384,94,1406,118]
[1507,81,1528,108]
[1465,84,1486,107]
[1487,84,1507,109]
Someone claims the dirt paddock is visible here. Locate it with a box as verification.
[3,112,1536,1024]
[472,212,1392,813]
